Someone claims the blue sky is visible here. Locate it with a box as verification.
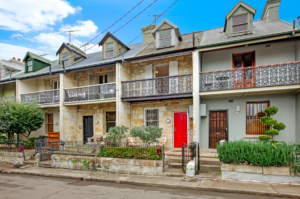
[0,0,298,61]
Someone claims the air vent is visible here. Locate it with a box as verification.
[229,100,234,103]
[265,44,271,47]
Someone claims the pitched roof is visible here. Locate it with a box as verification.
[98,32,130,50]
[261,0,281,20]
[151,19,182,41]
[56,43,86,57]
[23,52,52,63]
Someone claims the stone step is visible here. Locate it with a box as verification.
[169,162,182,169]
[200,158,221,165]
[200,149,217,153]
[199,165,221,171]
[168,157,182,163]
[198,170,221,178]
[200,152,218,158]
[23,160,35,166]
[39,160,52,167]
[164,168,185,177]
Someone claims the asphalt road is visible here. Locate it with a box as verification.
[0,173,286,199]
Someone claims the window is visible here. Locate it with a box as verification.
[159,29,172,48]
[144,108,159,127]
[232,14,248,33]
[155,64,169,78]
[246,102,269,134]
[232,52,255,87]
[27,60,33,72]
[106,112,116,133]
[99,75,108,84]
[53,81,60,90]
[62,53,69,66]
[106,42,114,58]
[74,53,81,62]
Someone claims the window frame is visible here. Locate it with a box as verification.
[74,53,81,62]
[62,53,69,66]
[105,111,116,134]
[144,108,160,127]
[99,75,108,84]
[158,29,172,48]
[27,60,33,72]
[105,42,114,58]
[232,51,255,69]
[232,14,248,33]
[53,80,60,90]
[246,101,270,134]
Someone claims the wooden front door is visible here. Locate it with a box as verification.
[174,112,188,148]
[83,116,94,143]
[47,114,54,133]
[209,111,228,148]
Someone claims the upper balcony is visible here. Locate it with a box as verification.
[199,61,300,97]
[64,83,116,105]
[21,90,60,107]
[0,96,16,102]
[121,74,193,101]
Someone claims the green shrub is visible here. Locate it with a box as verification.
[216,140,294,167]
[130,126,163,144]
[106,125,129,145]
[22,136,41,149]
[99,146,162,160]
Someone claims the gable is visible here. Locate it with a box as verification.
[232,5,249,17]
[158,23,172,31]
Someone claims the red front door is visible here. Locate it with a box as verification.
[174,112,188,148]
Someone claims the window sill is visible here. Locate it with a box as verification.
[244,134,263,139]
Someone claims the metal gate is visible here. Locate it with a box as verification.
[182,142,200,174]
[35,139,59,162]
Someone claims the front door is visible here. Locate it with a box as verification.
[174,112,188,148]
[209,110,228,148]
[83,116,94,143]
[47,114,54,133]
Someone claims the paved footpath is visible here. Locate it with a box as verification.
[0,166,300,198]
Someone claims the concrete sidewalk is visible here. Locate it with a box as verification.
[1,166,300,198]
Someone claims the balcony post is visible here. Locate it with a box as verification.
[193,51,201,144]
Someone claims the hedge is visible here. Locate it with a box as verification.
[98,147,162,160]
[216,140,294,167]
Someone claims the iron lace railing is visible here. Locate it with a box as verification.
[64,83,116,102]
[121,74,193,98]
[0,96,16,102]
[182,142,199,174]
[21,90,60,104]
[200,61,300,91]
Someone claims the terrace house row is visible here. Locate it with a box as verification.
[0,0,300,149]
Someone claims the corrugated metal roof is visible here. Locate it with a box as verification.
[200,19,297,47]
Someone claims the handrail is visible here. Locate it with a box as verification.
[64,82,116,90]
[21,89,59,95]
[199,61,300,74]
[121,73,193,83]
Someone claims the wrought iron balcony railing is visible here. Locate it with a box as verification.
[21,90,60,104]
[121,74,193,98]
[200,61,300,92]
[0,96,16,102]
[64,83,116,102]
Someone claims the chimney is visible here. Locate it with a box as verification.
[261,0,281,21]
[13,57,16,60]
[141,25,156,44]
[18,58,21,62]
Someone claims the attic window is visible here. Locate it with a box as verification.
[74,53,81,62]
[62,53,69,66]
[106,42,114,58]
[159,29,172,48]
[232,14,248,33]
[27,61,33,72]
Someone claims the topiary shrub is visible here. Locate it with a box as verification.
[258,106,286,142]
[106,125,129,145]
[130,125,163,144]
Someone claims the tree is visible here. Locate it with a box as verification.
[0,99,45,139]
[130,125,163,144]
[258,106,286,142]
[106,125,129,145]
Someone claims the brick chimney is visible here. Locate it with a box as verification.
[18,58,21,62]
[141,25,156,44]
[261,0,281,21]
[13,57,16,60]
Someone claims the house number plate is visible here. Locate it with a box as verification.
[216,132,220,135]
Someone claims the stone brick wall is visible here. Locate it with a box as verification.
[101,37,128,60]
[131,98,193,148]
[130,54,192,80]
[0,151,35,165]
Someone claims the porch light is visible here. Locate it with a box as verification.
[236,106,240,113]
[155,71,158,73]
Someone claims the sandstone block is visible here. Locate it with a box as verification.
[263,166,291,176]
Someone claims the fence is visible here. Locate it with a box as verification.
[182,142,200,174]
[0,96,16,102]
[0,140,35,152]
[21,90,60,104]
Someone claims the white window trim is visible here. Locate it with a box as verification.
[144,108,160,127]
[158,29,172,48]
[105,42,114,58]
[232,14,248,33]
[52,80,60,90]
[27,61,33,71]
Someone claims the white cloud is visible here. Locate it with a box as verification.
[60,20,98,37]
[34,33,67,50]
[72,39,102,53]
[0,43,43,60]
[12,34,23,38]
[0,0,81,32]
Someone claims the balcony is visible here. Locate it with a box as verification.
[64,83,116,105]
[0,96,16,102]
[199,61,300,96]
[121,74,193,101]
[21,90,60,107]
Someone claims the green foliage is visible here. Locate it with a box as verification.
[216,140,294,167]
[98,146,162,160]
[106,125,129,145]
[0,100,45,139]
[290,163,300,176]
[0,133,8,142]
[130,126,163,144]
[258,106,286,142]
[81,159,90,168]
[22,136,41,149]
[72,159,78,163]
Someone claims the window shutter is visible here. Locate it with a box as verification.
[169,61,178,76]
[144,64,153,79]
[107,71,114,83]
[89,74,95,85]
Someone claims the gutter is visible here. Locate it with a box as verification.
[197,30,300,50]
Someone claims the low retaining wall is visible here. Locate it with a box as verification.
[221,164,300,184]
[0,151,35,165]
[51,154,169,176]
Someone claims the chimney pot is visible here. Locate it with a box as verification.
[13,57,16,60]
[18,58,21,62]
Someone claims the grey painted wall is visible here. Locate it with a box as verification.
[202,40,297,72]
[296,39,300,61]
[296,92,300,143]
[200,93,296,148]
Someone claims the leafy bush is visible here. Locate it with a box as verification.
[258,106,286,142]
[106,125,129,145]
[22,137,41,149]
[99,146,162,160]
[130,126,163,144]
[216,140,294,167]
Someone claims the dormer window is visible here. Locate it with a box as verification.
[232,14,248,33]
[159,30,172,48]
[62,53,69,66]
[27,61,32,72]
[74,53,81,62]
[106,42,114,58]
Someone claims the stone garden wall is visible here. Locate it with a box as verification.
[0,151,35,165]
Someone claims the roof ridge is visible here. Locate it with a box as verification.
[68,43,86,55]
[28,51,51,62]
